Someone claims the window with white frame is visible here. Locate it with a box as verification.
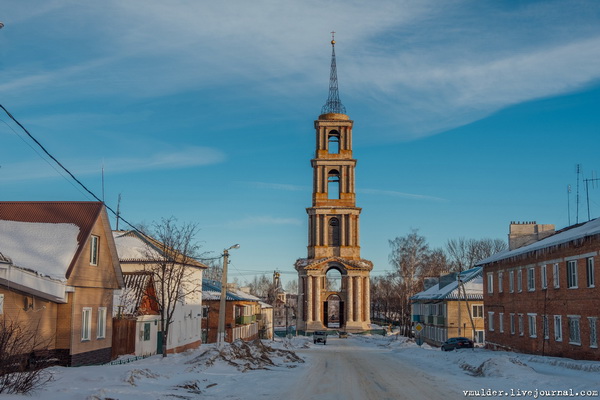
[553,263,560,288]
[527,267,535,291]
[498,272,503,293]
[499,312,504,333]
[0,293,3,314]
[472,304,483,318]
[488,312,495,331]
[567,260,578,289]
[517,269,523,293]
[587,257,595,288]
[82,307,92,341]
[509,270,515,293]
[510,313,515,335]
[541,264,547,289]
[589,317,598,348]
[90,235,99,266]
[97,307,107,339]
[518,314,524,336]
[487,273,494,294]
[528,314,537,338]
[143,322,151,341]
[554,315,562,341]
[543,315,549,339]
[475,330,484,344]
[568,316,581,345]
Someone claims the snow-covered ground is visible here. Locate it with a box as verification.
[3,335,599,399]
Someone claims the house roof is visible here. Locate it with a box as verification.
[115,271,155,316]
[202,279,260,302]
[0,201,104,280]
[478,217,600,266]
[113,230,207,269]
[411,267,483,302]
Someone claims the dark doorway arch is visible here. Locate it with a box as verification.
[324,294,343,328]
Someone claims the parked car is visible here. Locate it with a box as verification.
[441,337,474,351]
[313,331,327,345]
[338,331,348,338]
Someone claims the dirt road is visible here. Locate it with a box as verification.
[281,337,451,400]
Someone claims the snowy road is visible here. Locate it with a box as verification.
[283,337,451,400]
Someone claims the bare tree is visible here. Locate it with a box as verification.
[141,217,202,357]
[285,279,298,295]
[202,258,223,282]
[446,237,507,272]
[388,229,431,335]
[0,318,52,394]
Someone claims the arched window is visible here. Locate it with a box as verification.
[328,169,340,200]
[329,217,340,246]
[328,130,340,154]
[326,268,342,292]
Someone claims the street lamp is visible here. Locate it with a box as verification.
[217,244,240,347]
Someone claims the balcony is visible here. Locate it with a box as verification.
[426,315,434,324]
[236,315,257,325]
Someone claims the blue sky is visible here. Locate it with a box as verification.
[1,1,600,286]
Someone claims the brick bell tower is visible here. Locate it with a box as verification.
[295,34,373,333]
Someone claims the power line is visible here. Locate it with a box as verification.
[0,104,142,236]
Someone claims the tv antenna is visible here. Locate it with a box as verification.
[567,184,571,226]
[576,164,582,224]
[584,171,599,221]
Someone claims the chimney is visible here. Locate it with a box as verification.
[508,221,555,250]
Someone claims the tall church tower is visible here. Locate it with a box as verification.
[295,35,373,332]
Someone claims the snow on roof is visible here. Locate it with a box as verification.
[478,217,600,265]
[0,220,80,281]
[202,279,261,302]
[411,267,483,301]
[112,231,161,261]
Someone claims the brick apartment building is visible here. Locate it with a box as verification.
[480,220,600,360]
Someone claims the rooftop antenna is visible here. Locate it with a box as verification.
[321,31,346,115]
[116,193,122,230]
[101,161,105,203]
[584,171,599,221]
[576,164,581,224]
[567,184,572,226]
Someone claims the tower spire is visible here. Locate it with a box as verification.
[321,32,347,115]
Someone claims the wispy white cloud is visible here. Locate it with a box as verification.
[359,188,446,202]
[0,146,225,182]
[3,1,600,138]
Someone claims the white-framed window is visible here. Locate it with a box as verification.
[543,315,549,339]
[143,322,151,341]
[488,312,495,331]
[567,260,578,289]
[541,264,548,289]
[517,269,523,293]
[509,271,515,293]
[510,313,516,335]
[554,315,562,342]
[568,315,581,345]
[498,272,503,293]
[499,312,504,333]
[518,314,524,336]
[472,304,484,318]
[587,257,595,288]
[97,307,107,339]
[527,267,535,291]
[589,317,598,348]
[487,273,494,294]
[528,313,537,338]
[553,263,560,288]
[82,307,92,341]
[475,330,485,344]
[0,293,3,314]
[90,235,99,266]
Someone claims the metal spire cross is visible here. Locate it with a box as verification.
[321,32,347,115]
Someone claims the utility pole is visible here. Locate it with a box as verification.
[217,244,240,347]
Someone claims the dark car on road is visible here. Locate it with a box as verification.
[313,331,327,345]
[440,337,474,351]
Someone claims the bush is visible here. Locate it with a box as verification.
[0,318,53,394]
